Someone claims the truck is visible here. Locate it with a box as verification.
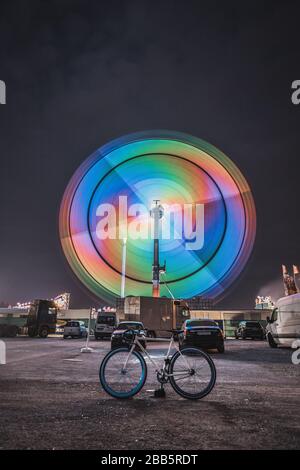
[0,299,57,338]
[116,296,190,338]
[266,293,300,348]
[94,310,117,340]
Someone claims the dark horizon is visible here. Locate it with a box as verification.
[0,0,300,309]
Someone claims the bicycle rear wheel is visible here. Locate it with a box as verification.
[169,347,216,399]
[99,347,147,399]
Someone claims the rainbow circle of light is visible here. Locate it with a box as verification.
[59,131,256,303]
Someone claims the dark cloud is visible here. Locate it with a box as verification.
[0,0,300,307]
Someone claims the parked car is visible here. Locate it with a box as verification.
[266,294,300,348]
[63,320,87,339]
[235,321,265,340]
[179,319,225,353]
[111,321,147,350]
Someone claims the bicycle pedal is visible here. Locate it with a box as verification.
[154,388,166,398]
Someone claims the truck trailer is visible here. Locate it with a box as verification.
[116,296,190,338]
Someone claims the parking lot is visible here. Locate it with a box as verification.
[0,337,300,449]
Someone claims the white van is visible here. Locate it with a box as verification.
[266,293,300,348]
[94,312,116,340]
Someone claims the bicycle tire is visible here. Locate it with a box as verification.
[169,347,216,400]
[99,347,147,399]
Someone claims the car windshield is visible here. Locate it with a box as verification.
[66,321,79,327]
[246,322,260,327]
[187,320,218,327]
[116,323,143,330]
[97,315,115,325]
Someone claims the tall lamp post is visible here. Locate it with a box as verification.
[121,237,127,298]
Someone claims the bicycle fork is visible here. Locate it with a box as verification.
[121,343,136,373]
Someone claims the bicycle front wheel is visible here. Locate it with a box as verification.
[169,347,216,399]
[99,347,147,399]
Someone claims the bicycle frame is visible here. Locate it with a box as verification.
[122,335,192,379]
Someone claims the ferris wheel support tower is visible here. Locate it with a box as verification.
[150,200,166,297]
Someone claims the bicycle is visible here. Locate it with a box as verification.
[99,329,216,399]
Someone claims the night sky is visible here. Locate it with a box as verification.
[1,0,300,309]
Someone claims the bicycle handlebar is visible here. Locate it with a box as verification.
[160,329,184,335]
[121,328,183,342]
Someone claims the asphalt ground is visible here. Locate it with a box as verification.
[0,337,299,450]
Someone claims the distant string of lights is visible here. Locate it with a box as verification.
[13,293,71,310]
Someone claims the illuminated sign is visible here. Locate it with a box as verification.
[59,131,256,302]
